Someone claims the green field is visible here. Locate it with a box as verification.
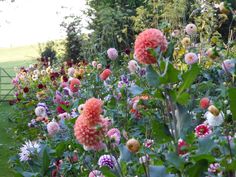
[0,44,39,69]
[0,45,39,100]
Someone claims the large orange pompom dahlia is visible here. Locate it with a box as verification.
[74,98,109,150]
[83,98,103,125]
[134,28,168,64]
[74,117,108,148]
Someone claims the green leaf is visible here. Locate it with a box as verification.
[164,42,175,60]
[55,142,67,157]
[146,65,159,87]
[128,85,144,96]
[178,64,200,96]
[186,160,208,177]
[197,136,216,154]
[160,62,180,84]
[22,172,39,177]
[175,104,192,138]
[228,88,236,120]
[41,148,50,175]
[192,154,215,162]
[165,152,185,170]
[151,119,172,143]
[118,144,132,162]
[176,92,190,105]
[149,165,175,177]
[100,166,117,177]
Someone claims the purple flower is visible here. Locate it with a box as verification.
[37,102,50,115]
[98,155,117,169]
[139,68,146,77]
[107,48,118,60]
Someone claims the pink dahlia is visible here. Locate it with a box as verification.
[208,163,221,174]
[89,170,104,177]
[100,69,112,81]
[195,124,212,138]
[107,48,118,60]
[185,24,197,35]
[47,121,60,136]
[177,139,188,155]
[184,52,198,65]
[134,28,168,64]
[70,78,80,92]
[107,128,121,146]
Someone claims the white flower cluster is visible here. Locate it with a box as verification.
[19,140,40,162]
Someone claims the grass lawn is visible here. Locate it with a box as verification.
[0,103,16,177]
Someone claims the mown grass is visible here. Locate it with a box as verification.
[0,103,16,177]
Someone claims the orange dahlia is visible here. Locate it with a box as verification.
[83,98,103,125]
[134,28,168,64]
[100,69,112,81]
[74,98,109,150]
[74,116,108,149]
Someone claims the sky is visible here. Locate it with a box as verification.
[0,0,87,47]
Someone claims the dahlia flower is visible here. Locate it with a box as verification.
[47,121,60,136]
[74,98,109,150]
[204,111,224,127]
[100,69,112,81]
[53,91,63,104]
[143,139,154,148]
[126,138,140,153]
[97,64,102,69]
[208,163,221,174]
[68,67,75,77]
[185,24,197,35]
[70,78,80,92]
[98,155,117,169]
[107,48,118,60]
[89,170,104,177]
[35,106,47,117]
[181,37,191,47]
[58,112,71,120]
[107,128,121,146]
[200,97,211,109]
[195,124,212,138]
[92,61,97,68]
[177,139,188,155]
[128,60,139,73]
[184,52,198,65]
[74,116,108,149]
[134,28,168,64]
[82,98,103,124]
[139,155,150,164]
[19,140,40,162]
[171,29,180,37]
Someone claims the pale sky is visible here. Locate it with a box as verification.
[0,0,87,47]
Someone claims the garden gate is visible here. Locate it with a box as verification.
[0,67,15,102]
